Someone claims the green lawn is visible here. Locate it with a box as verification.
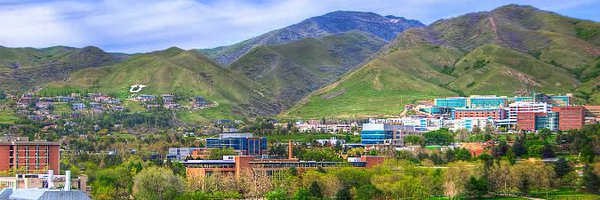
[530,188,600,200]
[0,110,19,124]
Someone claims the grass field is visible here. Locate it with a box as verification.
[0,110,19,124]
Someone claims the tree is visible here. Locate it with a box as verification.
[540,144,555,159]
[293,187,310,200]
[132,166,184,200]
[309,181,322,198]
[465,176,488,198]
[265,188,289,200]
[209,147,236,160]
[506,148,516,165]
[518,176,529,195]
[353,184,382,200]
[492,141,508,157]
[512,138,527,157]
[582,165,600,194]
[423,129,454,145]
[335,187,352,200]
[553,158,571,178]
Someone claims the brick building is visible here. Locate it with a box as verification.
[453,108,506,120]
[552,106,585,130]
[184,155,384,178]
[0,137,60,174]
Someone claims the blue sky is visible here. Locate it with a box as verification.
[0,0,598,53]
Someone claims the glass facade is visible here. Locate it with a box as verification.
[468,97,507,108]
[205,136,267,155]
[434,97,467,108]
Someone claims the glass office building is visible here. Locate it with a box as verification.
[468,96,507,108]
[434,97,467,108]
[361,123,394,145]
[206,133,267,155]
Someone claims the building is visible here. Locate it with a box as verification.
[383,125,419,147]
[452,118,493,131]
[508,102,550,124]
[137,94,156,102]
[434,97,467,108]
[0,137,60,174]
[71,103,85,110]
[360,123,394,145]
[453,107,506,120]
[583,105,600,123]
[468,95,507,108]
[552,106,585,130]
[516,112,537,131]
[184,155,384,178]
[166,147,201,161]
[161,94,175,104]
[205,133,267,155]
[315,137,345,146]
[0,170,90,200]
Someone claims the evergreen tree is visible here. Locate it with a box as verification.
[512,137,527,157]
[540,144,555,159]
[309,181,322,198]
[553,158,571,177]
[335,187,352,200]
[518,176,529,195]
[582,165,600,194]
[465,176,488,198]
[506,148,516,165]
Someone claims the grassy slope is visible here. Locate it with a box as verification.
[0,46,120,91]
[0,109,19,125]
[285,5,600,118]
[282,44,459,118]
[230,32,386,107]
[40,48,276,121]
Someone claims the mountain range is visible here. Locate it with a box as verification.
[1,4,599,120]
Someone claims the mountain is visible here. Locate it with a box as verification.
[0,46,125,91]
[42,47,279,118]
[199,11,424,66]
[229,31,386,108]
[283,4,600,118]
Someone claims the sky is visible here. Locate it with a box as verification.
[0,0,598,53]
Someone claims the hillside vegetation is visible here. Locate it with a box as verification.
[41,47,279,118]
[230,32,386,107]
[0,46,124,91]
[199,11,423,66]
[284,4,600,118]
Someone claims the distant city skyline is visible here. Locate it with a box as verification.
[1,0,598,53]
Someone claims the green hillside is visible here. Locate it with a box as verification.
[284,4,600,118]
[0,46,123,91]
[41,47,278,120]
[230,32,386,107]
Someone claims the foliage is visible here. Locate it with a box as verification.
[132,166,184,200]
[423,129,454,145]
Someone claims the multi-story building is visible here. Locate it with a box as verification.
[551,106,585,130]
[583,105,600,123]
[452,118,493,131]
[360,123,394,145]
[184,155,384,178]
[383,125,418,147]
[453,107,506,120]
[434,97,467,108]
[468,95,508,108]
[205,133,267,155]
[0,137,60,174]
[516,112,558,131]
[508,102,550,124]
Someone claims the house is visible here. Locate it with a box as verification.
[137,94,156,102]
[89,102,101,109]
[35,102,51,110]
[71,103,86,110]
[57,96,76,102]
[161,94,175,104]
[192,96,209,107]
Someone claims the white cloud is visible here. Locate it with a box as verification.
[0,0,597,53]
